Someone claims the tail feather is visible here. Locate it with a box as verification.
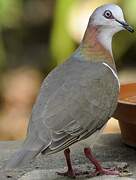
[4,148,41,169]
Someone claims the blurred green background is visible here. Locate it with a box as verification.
[0,0,135,140]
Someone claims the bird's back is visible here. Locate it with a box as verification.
[25,58,119,155]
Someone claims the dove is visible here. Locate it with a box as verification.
[5,3,134,178]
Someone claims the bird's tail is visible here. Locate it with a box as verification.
[4,124,51,169]
[4,148,41,169]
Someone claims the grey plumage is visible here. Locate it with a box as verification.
[5,56,119,169]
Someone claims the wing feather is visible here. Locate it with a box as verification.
[40,63,118,151]
[27,60,119,153]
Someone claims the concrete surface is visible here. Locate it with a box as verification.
[0,134,136,180]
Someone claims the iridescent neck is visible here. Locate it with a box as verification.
[79,25,116,69]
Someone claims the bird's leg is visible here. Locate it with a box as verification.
[84,147,119,176]
[57,148,91,178]
[57,148,76,178]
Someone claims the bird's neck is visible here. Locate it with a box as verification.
[78,25,116,69]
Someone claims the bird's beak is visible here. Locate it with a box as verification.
[115,19,134,33]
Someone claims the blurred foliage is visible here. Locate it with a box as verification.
[50,0,76,64]
[123,0,136,24]
[112,0,136,68]
[0,0,134,71]
[0,0,22,28]
[0,34,6,69]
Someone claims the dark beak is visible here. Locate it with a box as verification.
[115,19,134,33]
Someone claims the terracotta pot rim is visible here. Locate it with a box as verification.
[120,82,136,86]
[118,100,136,106]
[118,82,136,106]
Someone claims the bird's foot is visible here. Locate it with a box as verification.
[56,168,90,178]
[93,167,120,176]
[84,147,120,177]
[56,169,76,178]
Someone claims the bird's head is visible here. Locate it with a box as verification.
[89,4,134,34]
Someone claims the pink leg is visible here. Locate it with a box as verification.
[57,148,76,178]
[57,148,89,178]
[84,147,119,176]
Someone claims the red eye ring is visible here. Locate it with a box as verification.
[103,10,113,19]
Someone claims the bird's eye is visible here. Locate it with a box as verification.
[103,10,113,19]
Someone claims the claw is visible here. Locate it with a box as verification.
[56,171,76,178]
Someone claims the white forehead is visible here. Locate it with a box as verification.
[91,4,124,21]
